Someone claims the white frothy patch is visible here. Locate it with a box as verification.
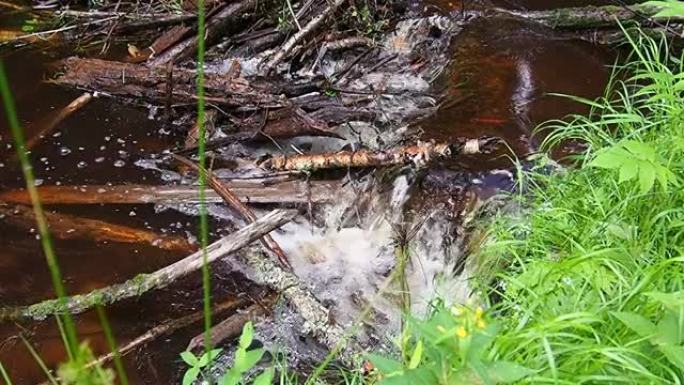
[271,175,472,339]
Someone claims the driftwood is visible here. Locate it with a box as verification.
[262,139,497,171]
[149,0,259,65]
[186,299,273,351]
[0,209,296,321]
[0,180,340,205]
[507,3,684,29]
[262,0,347,73]
[173,155,292,268]
[50,57,282,108]
[0,202,194,253]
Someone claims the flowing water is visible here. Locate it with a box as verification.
[0,0,622,382]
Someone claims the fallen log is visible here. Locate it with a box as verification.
[0,202,195,253]
[50,57,282,108]
[173,155,292,268]
[506,3,684,29]
[261,138,499,171]
[0,209,297,322]
[0,180,339,205]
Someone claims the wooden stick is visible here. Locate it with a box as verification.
[25,92,92,151]
[0,209,297,321]
[173,155,292,268]
[35,296,250,385]
[186,298,273,351]
[262,139,497,171]
[0,203,195,253]
[261,0,347,74]
[0,180,339,205]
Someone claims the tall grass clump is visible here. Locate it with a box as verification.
[370,29,684,384]
[478,29,684,383]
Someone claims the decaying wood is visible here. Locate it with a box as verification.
[0,180,340,205]
[0,202,194,253]
[173,155,292,268]
[506,3,684,29]
[25,92,92,151]
[50,57,282,108]
[149,0,259,65]
[262,0,347,74]
[125,25,193,63]
[262,138,498,171]
[186,299,273,351]
[36,296,250,385]
[0,209,296,322]
[234,249,354,357]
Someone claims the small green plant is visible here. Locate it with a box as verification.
[179,322,274,385]
[644,0,684,17]
[367,305,533,384]
[180,348,223,385]
[220,321,273,385]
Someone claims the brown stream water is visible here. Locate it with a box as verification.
[0,0,620,383]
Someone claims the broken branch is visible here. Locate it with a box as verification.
[0,209,297,322]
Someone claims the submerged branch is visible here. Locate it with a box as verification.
[0,209,296,322]
[0,202,195,253]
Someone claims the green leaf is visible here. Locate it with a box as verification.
[618,158,639,183]
[236,349,264,373]
[251,368,275,385]
[658,345,684,370]
[644,0,684,17]
[655,313,683,346]
[366,353,404,376]
[220,368,241,385]
[239,322,254,349]
[182,367,200,385]
[198,348,222,367]
[611,311,657,338]
[180,351,199,367]
[486,361,535,383]
[645,291,684,312]
[408,340,423,369]
[638,162,656,194]
[590,148,626,169]
[623,140,656,161]
[378,367,437,385]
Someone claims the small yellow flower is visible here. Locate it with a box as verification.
[456,326,468,338]
[476,319,486,329]
[475,307,484,319]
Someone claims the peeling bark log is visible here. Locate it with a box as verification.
[173,155,292,268]
[262,138,498,171]
[0,202,194,253]
[0,209,296,322]
[50,57,282,108]
[0,180,339,205]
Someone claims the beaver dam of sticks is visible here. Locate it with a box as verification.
[0,0,681,383]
